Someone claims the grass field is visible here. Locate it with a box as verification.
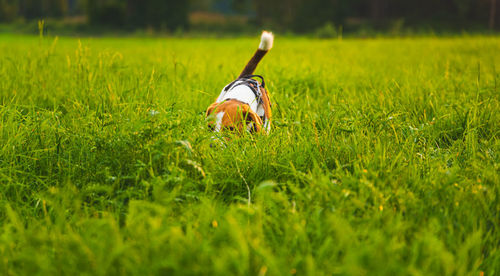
[0,34,499,275]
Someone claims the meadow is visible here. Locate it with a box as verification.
[0,34,498,275]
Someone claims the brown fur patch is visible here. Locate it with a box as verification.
[259,86,272,123]
[239,49,268,78]
[206,100,263,133]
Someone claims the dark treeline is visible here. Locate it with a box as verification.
[0,0,498,32]
[255,0,498,31]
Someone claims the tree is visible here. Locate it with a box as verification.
[86,0,188,30]
[86,0,126,27]
[42,0,68,17]
[20,0,43,19]
[490,0,497,29]
[127,0,188,30]
[0,0,19,22]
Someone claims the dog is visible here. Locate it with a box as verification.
[206,31,274,135]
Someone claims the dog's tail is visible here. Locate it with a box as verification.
[238,31,274,78]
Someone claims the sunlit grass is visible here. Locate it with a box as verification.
[0,34,499,275]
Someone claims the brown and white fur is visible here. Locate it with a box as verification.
[206,31,274,135]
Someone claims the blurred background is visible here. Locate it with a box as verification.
[0,0,498,36]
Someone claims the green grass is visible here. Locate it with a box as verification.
[0,34,499,275]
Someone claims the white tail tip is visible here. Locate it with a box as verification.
[258,31,274,51]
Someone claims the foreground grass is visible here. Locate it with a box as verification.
[0,34,499,275]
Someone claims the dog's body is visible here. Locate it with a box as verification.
[206,31,274,134]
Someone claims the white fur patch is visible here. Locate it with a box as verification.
[259,31,274,51]
[214,111,225,132]
[220,82,259,113]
